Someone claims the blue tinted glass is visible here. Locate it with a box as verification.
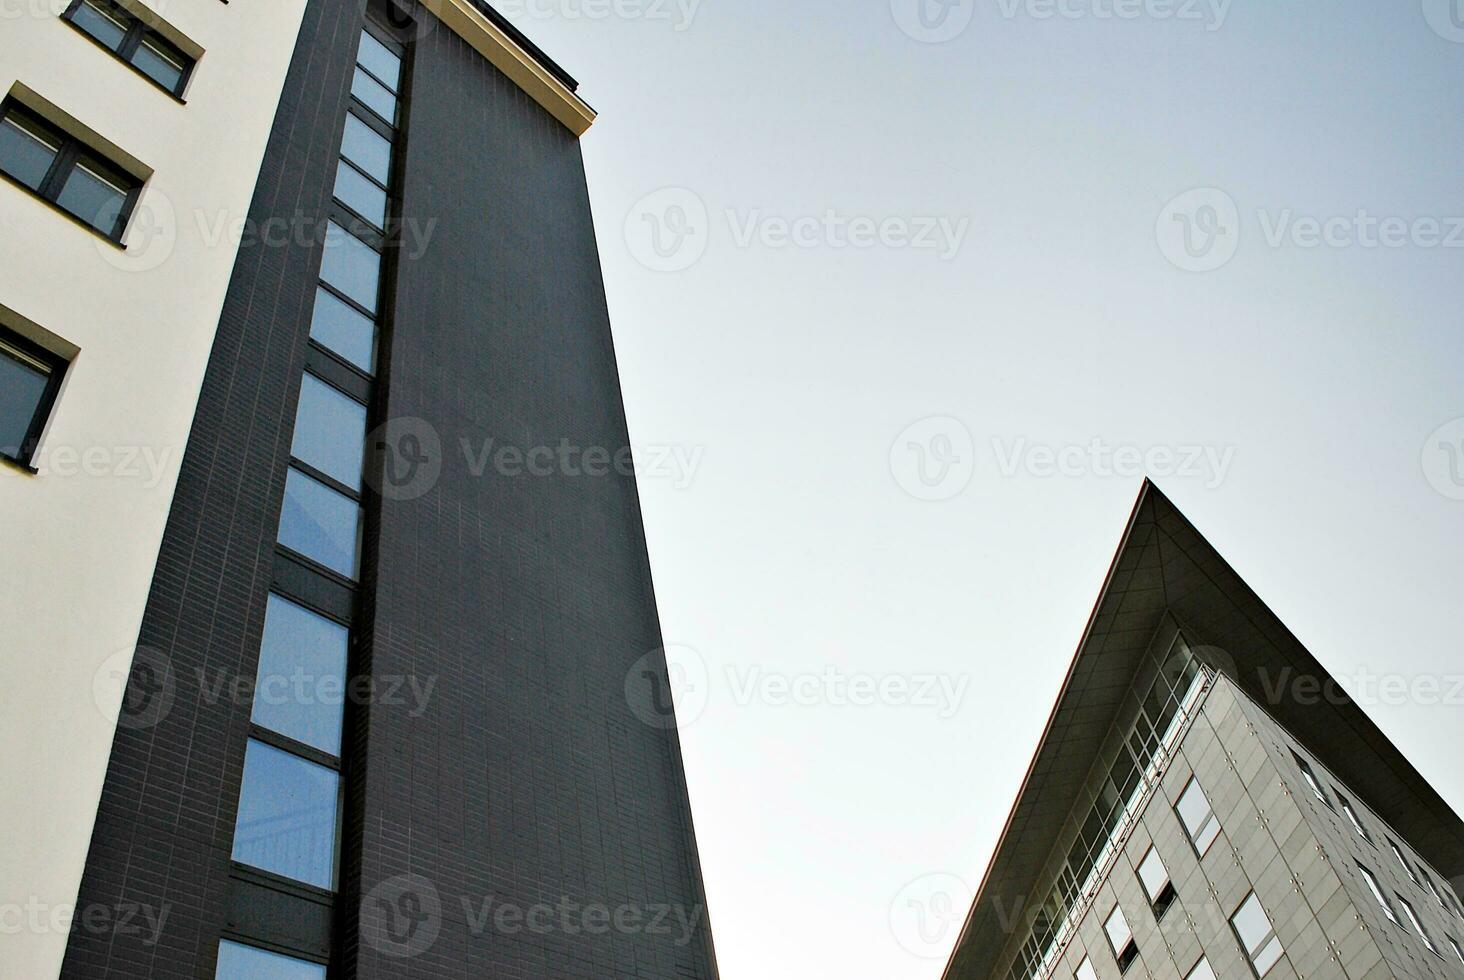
[309,287,376,374]
[71,0,129,49]
[131,39,185,93]
[252,595,349,756]
[357,32,402,92]
[351,67,396,124]
[320,222,381,314]
[216,940,326,980]
[333,160,387,229]
[291,374,366,490]
[278,468,361,579]
[0,341,51,459]
[57,161,127,236]
[340,113,391,184]
[231,740,339,889]
[0,115,60,191]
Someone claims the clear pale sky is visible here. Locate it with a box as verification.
[499,3,1464,977]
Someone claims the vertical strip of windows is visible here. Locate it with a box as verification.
[219,15,408,978]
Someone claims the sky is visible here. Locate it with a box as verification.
[495,3,1464,977]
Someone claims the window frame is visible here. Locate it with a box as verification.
[1175,776,1222,858]
[1136,845,1177,921]
[1074,956,1098,980]
[0,99,142,241]
[1358,862,1399,924]
[61,0,196,99]
[1290,751,1333,811]
[1398,894,1440,956]
[1386,838,1421,886]
[0,326,68,469]
[1230,891,1284,978]
[1333,788,1371,843]
[1103,903,1140,974]
[1184,957,1218,980]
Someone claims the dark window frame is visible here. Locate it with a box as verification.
[61,0,196,99]
[0,99,142,241]
[0,325,68,469]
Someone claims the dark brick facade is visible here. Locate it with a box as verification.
[63,1,716,976]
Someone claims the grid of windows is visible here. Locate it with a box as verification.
[0,99,140,240]
[225,17,408,973]
[1230,892,1284,977]
[0,328,66,467]
[62,0,195,97]
[1003,637,1207,980]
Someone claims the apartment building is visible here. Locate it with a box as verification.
[942,483,1464,980]
[0,2,717,977]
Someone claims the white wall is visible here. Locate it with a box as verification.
[0,1,307,975]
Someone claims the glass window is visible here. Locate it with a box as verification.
[309,286,377,374]
[341,113,392,184]
[216,940,326,980]
[320,221,381,314]
[57,159,128,237]
[357,32,402,92]
[1335,790,1370,841]
[1448,936,1463,965]
[278,467,361,578]
[251,595,349,755]
[1358,863,1398,922]
[1399,896,1438,954]
[1231,892,1283,976]
[351,66,396,124]
[1388,839,1420,884]
[1176,777,1222,856]
[231,739,339,889]
[131,38,185,93]
[1291,752,1331,809]
[70,0,129,49]
[1184,958,1217,980]
[0,113,60,191]
[1103,905,1138,973]
[0,334,58,462]
[1075,956,1097,980]
[333,159,388,229]
[1137,846,1175,917]
[291,373,367,490]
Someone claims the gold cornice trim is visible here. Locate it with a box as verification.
[422,0,596,136]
